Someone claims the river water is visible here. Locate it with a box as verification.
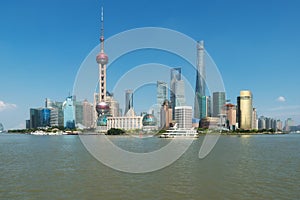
[0,133,299,200]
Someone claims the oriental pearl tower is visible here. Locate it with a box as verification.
[95,6,110,126]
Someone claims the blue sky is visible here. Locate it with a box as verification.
[0,0,300,129]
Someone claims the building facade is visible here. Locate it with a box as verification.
[225,103,236,130]
[213,92,226,117]
[156,81,168,126]
[106,94,120,117]
[82,99,94,128]
[157,81,168,105]
[160,100,173,129]
[194,41,206,119]
[252,108,258,130]
[199,95,211,119]
[63,96,75,129]
[175,106,192,129]
[284,118,294,132]
[170,68,186,119]
[237,90,253,130]
[124,89,133,116]
[29,108,51,129]
[107,116,143,130]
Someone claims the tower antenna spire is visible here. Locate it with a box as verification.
[100,6,104,53]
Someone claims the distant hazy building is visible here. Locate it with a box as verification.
[266,118,272,129]
[225,103,236,130]
[213,92,226,117]
[82,99,94,128]
[45,98,63,127]
[26,120,30,129]
[284,118,294,132]
[271,118,277,131]
[75,101,83,125]
[0,123,4,132]
[259,117,282,132]
[106,94,120,117]
[258,116,266,130]
[194,41,206,119]
[175,106,192,129]
[124,90,133,116]
[237,90,253,130]
[252,108,258,130]
[276,120,283,131]
[63,96,75,129]
[160,100,173,129]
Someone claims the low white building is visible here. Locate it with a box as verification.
[107,116,142,130]
[106,108,142,130]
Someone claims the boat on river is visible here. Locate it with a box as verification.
[159,128,198,138]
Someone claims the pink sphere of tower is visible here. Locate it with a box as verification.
[96,102,110,115]
[96,52,108,65]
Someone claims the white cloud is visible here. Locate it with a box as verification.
[0,100,17,111]
[276,96,286,102]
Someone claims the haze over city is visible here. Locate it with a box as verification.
[1,0,300,129]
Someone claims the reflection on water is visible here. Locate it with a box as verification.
[0,134,299,200]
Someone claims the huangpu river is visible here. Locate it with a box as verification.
[0,133,299,200]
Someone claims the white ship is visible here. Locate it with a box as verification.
[159,124,198,138]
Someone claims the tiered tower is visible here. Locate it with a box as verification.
[95,6,110,125]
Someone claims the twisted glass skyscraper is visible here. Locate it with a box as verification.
[194,41,206,119]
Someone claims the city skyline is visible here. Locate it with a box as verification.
[1,0,300,129]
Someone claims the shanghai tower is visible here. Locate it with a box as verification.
[194,40,206,119]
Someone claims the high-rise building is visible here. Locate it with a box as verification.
[82,99,94,128]
[265,117,272,129]
[276,120,283,131]
[160,100,173,129]
[45,98,63,127]
[213,92,226,117]
[175,106,192,129]
[170,68,180,113]
[174,80,185,106]
[252,108,258,129]
[225,103,236,130]
[29,108,51,129]
[258,116,266,130]
[170,68,185,119]
[194,41,206,119]
[157,81,168,105]
[75,101,83,125]
[63,96,75,129]
[199,96,211,119]
[25,120,30,129]
[237,90,253,130]
[284,118,294,132]
[156,81,168,128]
[124,89,133,116]
[106,94,120,117]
